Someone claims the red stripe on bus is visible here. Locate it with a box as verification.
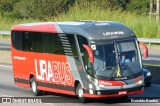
[37,86,76,96]
[83,90,143,99]
[15,82,30,88]
[11,24,57,33]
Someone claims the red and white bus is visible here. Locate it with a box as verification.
[11,21,148,102]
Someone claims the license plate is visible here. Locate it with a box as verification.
[119,91,127,95]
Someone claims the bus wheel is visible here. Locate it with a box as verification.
[30,77,42,96]
[76,84,87,103]
[119,96,128,102]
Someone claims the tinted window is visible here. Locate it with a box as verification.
[32,32,43,53]
[11,31,22,50]
[12,31,78,56]
[77,35,88,52]
[77,35,93,75]
[43,33,54,54]
[22,32,33,51]
[54,34,65,55]
[22,32,43,52]
[65,34,78,56]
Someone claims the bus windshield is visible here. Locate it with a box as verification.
[94,39,141,79]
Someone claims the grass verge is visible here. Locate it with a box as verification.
[0,50,11,65]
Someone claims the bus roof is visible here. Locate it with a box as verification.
[11,21,136,40]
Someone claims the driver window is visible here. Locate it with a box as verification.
[77,35,93,76]
[119,51,136,64]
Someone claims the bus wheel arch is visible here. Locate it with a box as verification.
[75,80,80,95]
[29,75,43,96]
[75,80,87,103]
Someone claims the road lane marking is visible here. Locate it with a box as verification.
[151,84,160,87]
[0,64,12,68]
[45,103,54,105]
[1,94,13,97]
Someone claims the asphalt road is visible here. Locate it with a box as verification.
[0,65,160,106]
[0,40,10,50]
[142,48,160,66]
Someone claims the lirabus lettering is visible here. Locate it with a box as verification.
[35,59,73,85]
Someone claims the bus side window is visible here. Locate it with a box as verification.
[32,32,43,53]
[11,31,22,50]
[66,34,78,57]
[54,34,65,55]
[43,33,54,54]
[77,35,93,76]
[22,32,33,52]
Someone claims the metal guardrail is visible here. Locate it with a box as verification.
[0,31,11,35]
[0,31,11,38]
[0,31,160,45]
[138,38,160,44]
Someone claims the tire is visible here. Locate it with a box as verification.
[76,83,87,103]
[145,82,151,87]
[30,77,43,96]
[119,96,128,102]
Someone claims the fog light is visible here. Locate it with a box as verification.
[97,91,101,95]
[99,84,105,88]
[89,89,93,94]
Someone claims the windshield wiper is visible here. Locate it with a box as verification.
[102,66,114,71]
[108,66,117,80]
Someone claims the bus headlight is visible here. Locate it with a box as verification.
[137,80,143,85]
[99,84,105,88]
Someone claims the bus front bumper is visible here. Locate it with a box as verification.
[83,85,144,99]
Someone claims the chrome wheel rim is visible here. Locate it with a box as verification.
[31,81,36,93]
[78,88,83,98]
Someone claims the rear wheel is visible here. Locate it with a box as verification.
[30,77,43,96]
[76,83,87,103]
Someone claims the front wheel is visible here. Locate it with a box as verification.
[76,84,87,103]
[145,82,151,87]
[119,96,128,102]
[30,77,43,96]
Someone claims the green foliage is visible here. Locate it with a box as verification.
[0,0,151,19]
[104,0,130,10]
[54,1,160,38]
[0,0,19,16]
[13,0,72,19]
[126,0,150,15]
[0,0,74,19]
[0,0,159,38]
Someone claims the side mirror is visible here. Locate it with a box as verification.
[83,44,94,63]
[139,41,148,58]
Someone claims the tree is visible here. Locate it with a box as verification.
[126,0,150,15]
[0,0,19,16]
[13,0,75,19]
